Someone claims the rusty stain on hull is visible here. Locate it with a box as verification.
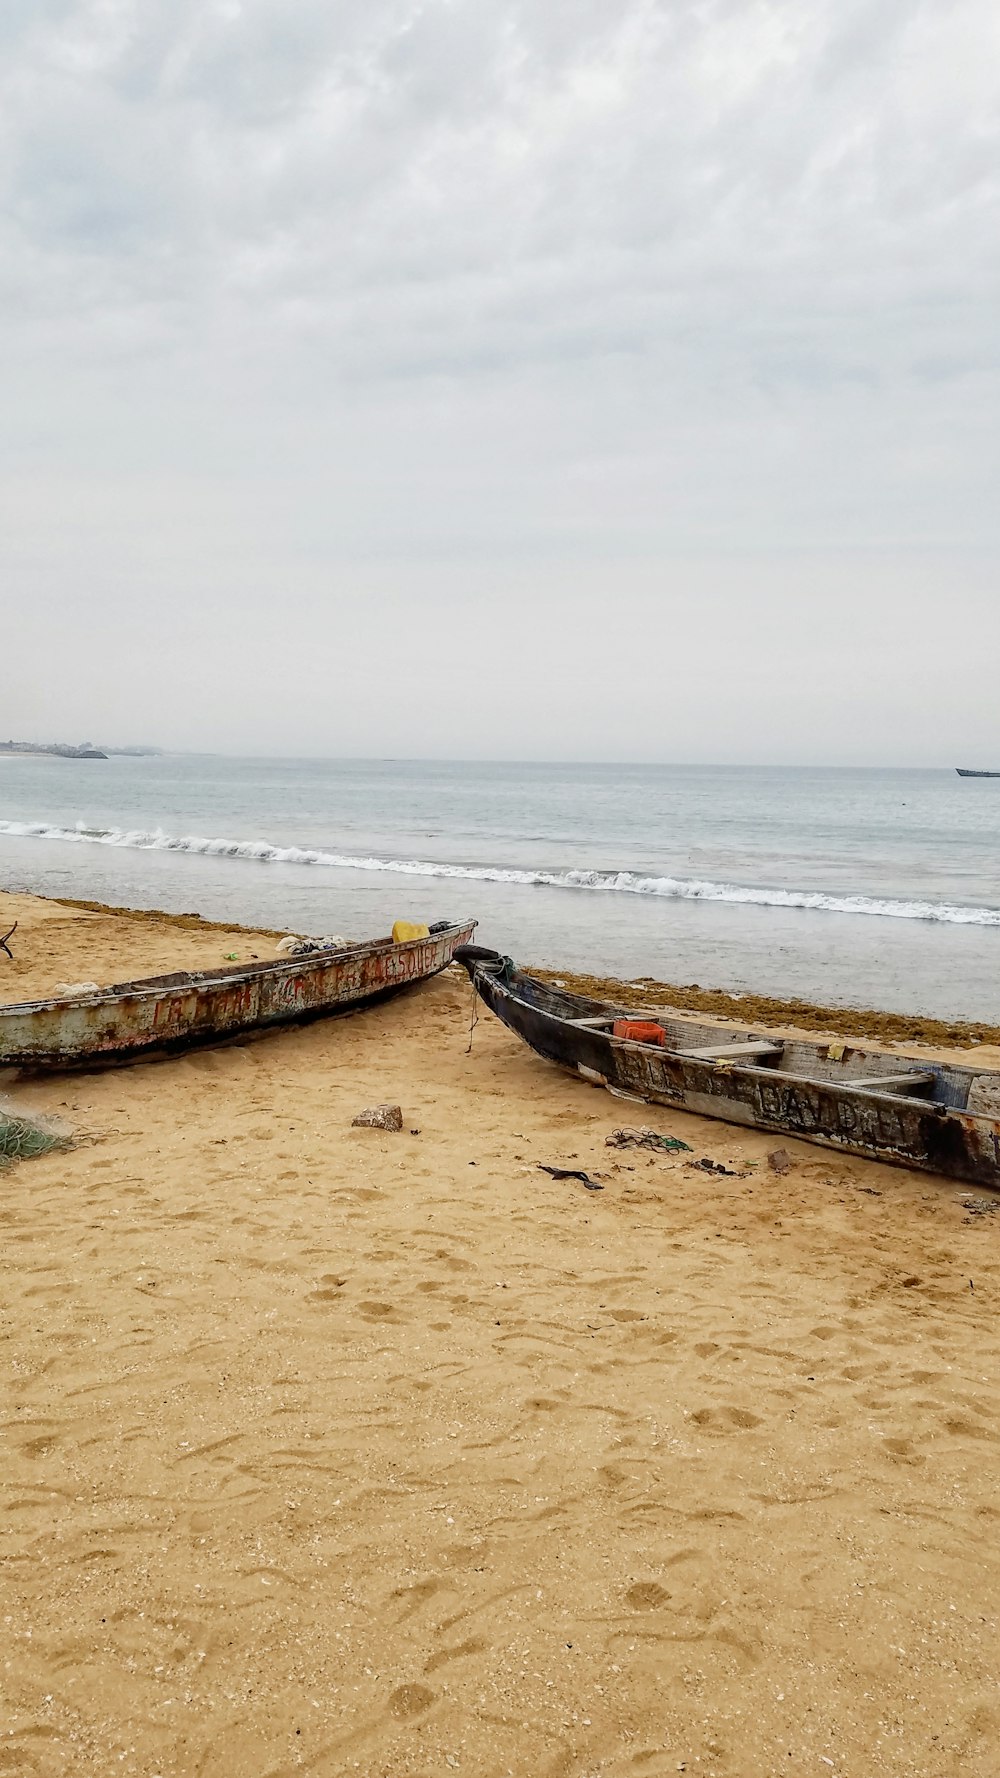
[0,921,476,1072]
[458,953,1000,1191]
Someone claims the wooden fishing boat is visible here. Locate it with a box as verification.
[456,947,1000,1187]
[0,920,476,1071]
[956,768,1000,778]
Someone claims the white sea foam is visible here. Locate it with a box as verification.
[1,818,998,926]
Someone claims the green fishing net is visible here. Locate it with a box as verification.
[0,1111,69,1167]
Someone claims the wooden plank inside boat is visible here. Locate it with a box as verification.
[673,1039,783,1061]
[849,1071,937,1096]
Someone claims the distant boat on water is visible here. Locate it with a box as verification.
[956,768,1000,778]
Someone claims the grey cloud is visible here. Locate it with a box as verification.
[4,2,995,361]
[0,0,996,756]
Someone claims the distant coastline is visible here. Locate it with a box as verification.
[0,742,163,760]
[1,741,107,759]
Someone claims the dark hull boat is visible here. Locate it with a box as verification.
[1,920,476,1072]
[456,948,1000,1188]
[956,769,1000,778]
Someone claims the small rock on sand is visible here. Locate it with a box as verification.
[352,1104,403,1132]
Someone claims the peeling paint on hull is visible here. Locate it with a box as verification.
[461,956,1000,1190]
[0,921,476,1072]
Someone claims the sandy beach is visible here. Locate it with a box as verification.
[3,887,1000,1778]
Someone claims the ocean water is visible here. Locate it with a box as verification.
[0,755,997,1019]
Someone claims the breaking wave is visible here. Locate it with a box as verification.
[1,817,998,926]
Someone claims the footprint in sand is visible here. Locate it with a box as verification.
[388,1683,435,1720]
[943,1414,997,1442]
[423,1637,486,1674]
[882,1436,925,1465]
[690,1406,762,1432]
[625,1581,670,1609]
[21,1434,58,1458]
[391,1579,446,1620]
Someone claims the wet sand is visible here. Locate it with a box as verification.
[3,889,1000,1777]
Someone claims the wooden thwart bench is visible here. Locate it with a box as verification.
[674,1040,784,1062]
[561,1020,938,1098]
[849,1071,937,1096]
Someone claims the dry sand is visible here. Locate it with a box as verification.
[2,889,1000,1778]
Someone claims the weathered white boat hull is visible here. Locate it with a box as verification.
[0,921,476,1071]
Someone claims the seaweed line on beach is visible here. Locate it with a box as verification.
[527,966,1000,1051]
[46,895,290,937]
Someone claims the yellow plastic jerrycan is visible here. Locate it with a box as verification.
[392,920,430,944]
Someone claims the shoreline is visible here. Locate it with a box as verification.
[17,887,1000,1052]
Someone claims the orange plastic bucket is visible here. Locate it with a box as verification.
[613,1019,666,1045]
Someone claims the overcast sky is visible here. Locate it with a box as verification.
[2,0,997,762]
